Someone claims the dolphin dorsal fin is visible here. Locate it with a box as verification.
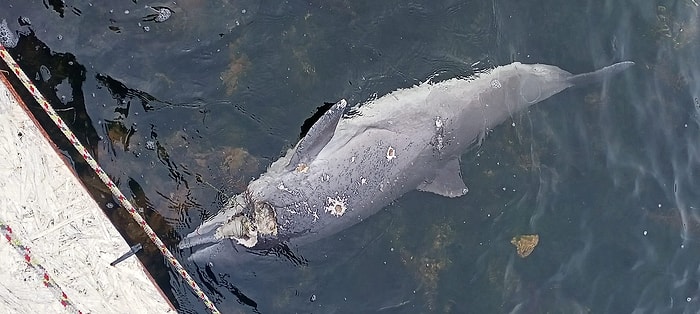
[287,99,348,170]
[417,158,468,198]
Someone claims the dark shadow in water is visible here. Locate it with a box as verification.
[247,242,309,267]
[43,0,83,18]
[96,73,157,112]
[189,261,263,312]
[10,30,98,152]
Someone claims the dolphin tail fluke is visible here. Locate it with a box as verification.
[567,61,634,86]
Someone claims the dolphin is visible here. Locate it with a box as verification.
[180,61,633,261]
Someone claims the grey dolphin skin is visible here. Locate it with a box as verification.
[180,61,634,261]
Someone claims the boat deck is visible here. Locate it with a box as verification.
[0,72,175,313]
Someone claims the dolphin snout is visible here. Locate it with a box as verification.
[179,221,224,249]
[180,209,255,251]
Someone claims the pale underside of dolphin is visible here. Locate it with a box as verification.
[181,61,633,261]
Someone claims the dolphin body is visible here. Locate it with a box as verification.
[181,61,633,261]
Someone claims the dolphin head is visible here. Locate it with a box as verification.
[179,190,282,260]
[179,193,258,251]
[509,62,575,105]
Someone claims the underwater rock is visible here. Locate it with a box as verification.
[221,43,250,95]
[511,234,539,258]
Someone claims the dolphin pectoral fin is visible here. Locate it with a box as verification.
[418,158,469,198]
[287,99,348,170]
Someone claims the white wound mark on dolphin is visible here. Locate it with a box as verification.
[351,156,356,163]
[386,146,397,160]
[155,8,172,22]
[289,199,319,221]
[144,6,173,23]
[277,182,293,193]
[360,177,367,185]
[295,163,309,173]
[490,79,502,89]
[326,197,348,217]
[432,116,446,152]
[435,116,443,128]
[0,19,18,48]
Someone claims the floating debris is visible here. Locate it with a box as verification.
[0,19,18,48]
[510,234,539,258]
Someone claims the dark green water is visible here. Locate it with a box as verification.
[3,0,700,313]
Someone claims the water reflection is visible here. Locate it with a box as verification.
[3,0,700,313]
